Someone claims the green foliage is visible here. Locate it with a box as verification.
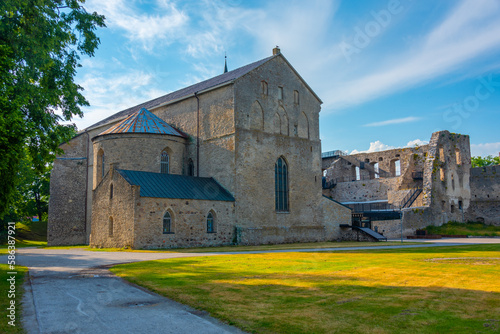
[0,0,105,219]
[471,155,500,168]
[424,221,500,236]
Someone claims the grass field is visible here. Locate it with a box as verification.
[111,244,500,334]
[424,221,500,236]
[0,220,47,255]
[0,264,27,334]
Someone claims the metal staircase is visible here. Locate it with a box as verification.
[400,184,423,209]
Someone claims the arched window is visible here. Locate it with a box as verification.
[163,211,173,234]
[97,149,105,183]
[161,150,169,174]
[275,157,289,212]
[187,159,194,176]
[101,152,105,178]
[109,217,113,237]
[110,184,113,200]
[207,211,215,233]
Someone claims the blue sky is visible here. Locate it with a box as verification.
[72,0,500,157]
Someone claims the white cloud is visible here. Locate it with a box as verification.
[86,0,188,50]
[324,0,500,110]
[363,116,421,127]
[351,139,429,154]
[470,142,500,157]
[70,70,170,130]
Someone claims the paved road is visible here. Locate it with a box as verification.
[10,238,500,333]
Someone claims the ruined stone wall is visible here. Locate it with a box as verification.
[467,165,500,225]
[90,169,137,248]
[48,134,89,245]
[426,131,471,222]
[231,55,328,244]
[133,197,235,249]
[91,133,187,189]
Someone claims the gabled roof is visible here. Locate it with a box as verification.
[88,55,275,130]
[98,108,187,138]
[117,170,235,202]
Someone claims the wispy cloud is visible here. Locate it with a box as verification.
[364,116,421,127]
[324,0,500,110]
[471,142,500,157]
[86,0,188,51]
[351,139,429,154]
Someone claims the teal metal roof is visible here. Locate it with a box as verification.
[117,170,235,202]
[99,108,187,137]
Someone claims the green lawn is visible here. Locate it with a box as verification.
[0,264,27,334]
[111,244,500,334]
[424,221,500,236]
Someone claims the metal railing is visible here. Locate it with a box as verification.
[321,150,347,159]
[345,202,399,213]
[400,184,423,208]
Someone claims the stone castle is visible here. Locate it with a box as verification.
[48,48,499,248]
[322,131,500,238]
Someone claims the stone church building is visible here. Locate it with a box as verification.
[48,48,351,248]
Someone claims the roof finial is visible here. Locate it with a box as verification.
[224,52,228,73]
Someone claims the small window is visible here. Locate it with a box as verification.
[207,211,215,233]
[261,81,268,95]
[294,90,299,104]
[278,86,283,100]
[187,159,194,176]
[378,157,383,162]
[459,200,463,210]
[110,184,113,200]
[355,166,361,181]
[101,152,105,178]
[163,211,173,234]
[439,146,445,162]
[440,168,445,182]
[109,217,114,237]
[161,150,169,174]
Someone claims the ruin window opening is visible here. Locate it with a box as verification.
[110,184,113,200]
[439,145,444,162]
[459,200,463,210]
[278,86,283,100]
[440,168,445,182]
[275,157,289,212]
[374,163,380,179]
[451,174,455,190]
[161,150,169,174]
[390,159,401,177]
[163,211,173,234]
[207,211,216,233]
[455,148,461,165]
[378,157,383,161]
[109,217,114,237]
[451,205,455,213]
[355,166,361,181]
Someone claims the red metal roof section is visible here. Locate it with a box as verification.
[99,108,188,138]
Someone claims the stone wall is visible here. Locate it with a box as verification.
[134,197,235,249]
[90,168,137,248]
[467,165,500,225]
[47,134,89,246]
[231,55,328,244]
[92,133,187,188]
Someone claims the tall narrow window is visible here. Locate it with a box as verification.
[109,217,113,237]
[187,159,194,176]
[294,90,299,104]
[110,184,113,200]
[207,211,215,233]
[455,149,461,165]
[275,157,289,212]
[161,150,169,174]
[97,149,105,183]
[278,86,283,100]
[163,211,172,234]
[374,163,380,179]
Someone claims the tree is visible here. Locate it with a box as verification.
[0,1,105,219]
[471,155,500,168]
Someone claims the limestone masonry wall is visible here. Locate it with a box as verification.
[467,165,500,225]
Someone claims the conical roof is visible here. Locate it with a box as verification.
[98,108,187,138]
